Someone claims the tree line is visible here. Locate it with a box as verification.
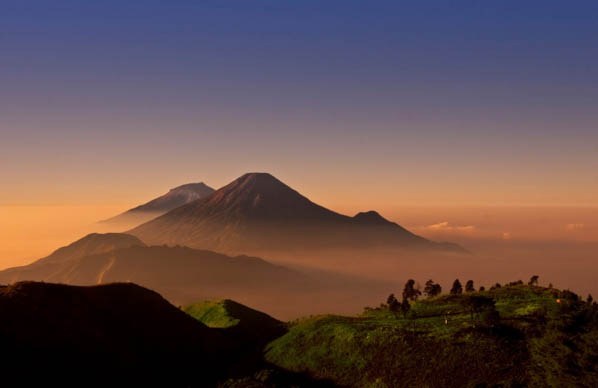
[384,275,547,318]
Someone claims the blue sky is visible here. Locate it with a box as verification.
[1,1,597,206]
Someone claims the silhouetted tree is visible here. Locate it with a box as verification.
[386,294,401,313]
[528,275,539,286]
[450,279,463,295]
[462,295,498,327]
[588,294,594,305]
[402,279,422,301]
[423,280,434,297]
[400,297,411,317]
[423,280,442,298]
[479,286,486,292]
[465,280,475,293]
[490,283,502,290]
[560,289,580,302]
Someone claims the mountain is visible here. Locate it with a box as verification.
[0,281,229,386]
[37,232,146,263]
[129,172,464,255]
[0,233,310,316]
[102,182,215,227]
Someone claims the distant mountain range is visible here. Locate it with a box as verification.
[101,182,215,227]
[0,232,310,313]
[0,172,465,318]
[129,172,465,255]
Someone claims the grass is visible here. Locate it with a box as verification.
[265,284,598,387]
[184,300,241,328]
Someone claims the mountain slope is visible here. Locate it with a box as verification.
[185,299,281,329]
[129,173,462,255]
[102,182,215,227]
[0,281,229,386]
[185,299,286,353]
[265,284,598,387]
[38,232,146,263]
[185,299,285,340]
[0,233,310,317]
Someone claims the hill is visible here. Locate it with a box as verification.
[185,299,286,347]
[0,233,311,317]
[31,232,145,263]
[185,299,283,330]
[0,281,229,386]
[184,299,337,387]
[129,172,464,255]
[265,283,598,387]
[102,182,215,228]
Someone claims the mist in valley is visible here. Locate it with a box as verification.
[1,204,595,320]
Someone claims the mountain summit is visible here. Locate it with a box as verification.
[101,182,215,228]
[128,182,214,213]
[129,173,464,254]
[182,173,346,222]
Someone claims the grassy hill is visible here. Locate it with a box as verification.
[184,299,335,387]
[184,299,283,331]
[264,283,598,387]
[3,280,594,387]
[184,298,287,358]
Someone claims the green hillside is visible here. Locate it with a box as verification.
[265,283,598,387]
[184,299,285,336]
[184,299,333,387]
[184,300,243,328]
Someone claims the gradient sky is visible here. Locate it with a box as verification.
[2,1,598,208]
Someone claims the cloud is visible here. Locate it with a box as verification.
[425,221,476,233]
[565,223,585,231]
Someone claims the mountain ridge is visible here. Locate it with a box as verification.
[129,172,464,254]
[101,182,215,227]
[0,233,312,317]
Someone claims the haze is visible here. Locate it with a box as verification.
[2,202,597,306]
[1,1,597,314]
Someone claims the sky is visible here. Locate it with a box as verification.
[2,1,598,207]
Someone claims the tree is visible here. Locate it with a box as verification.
[528,275,539,286]
[462,295,499,327]
[402,279,422,301]
[479,286,486,292]
[560,289,580,302]
[465,280,475,293]
[588,294,594,305]
[424,279,442,298]
[450,279,463,295]
[400,297,411,317]
[386,294,401,313]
